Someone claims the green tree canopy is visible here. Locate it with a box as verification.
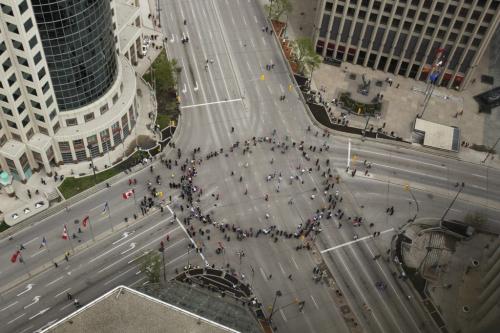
[265,0,292,21]
[141,251,161,283]
[292,38,323,76]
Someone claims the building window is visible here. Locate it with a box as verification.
[7,120,18,129]
[1,4,14,16]
[0,135,7,147]
[38,126,48,135]
[453,21,463,30]
[84,113,95,122]
[418,12,427,21]
[49,109,56,120]
[12,40,24,51]
[17,102,25,114]
[11,133,21,142]
[7,23,19,34]
[13,88,21,100]
[23,18,33,32]
[447,5,457,15]
[38,67,46,80]
[53,122,60,133]
[31,100,41,109]
[3,59,12,72]
[27,86,37,96]
[29,36,37,49]
[42,82,49,94]
[100,104,109,115]
[26,128,34,140]
[35,114,45,122]
[336,5,344,14]
[325,2,333,11]
[7,74,17,87]
[22,71,33,81]
[46,96,53,107]
[0,94,8,103]
[0,42,6,55]
[17,56,28,67]
[22,116,30,127]
[18,0,28,14]
[34,52,41,65]
[65,118,78,126]
[112,94,119,104]
[3,107,13,116]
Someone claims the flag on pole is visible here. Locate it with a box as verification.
[10,250,21,263]
[62,225,69,240]
[122,189,134,200]
[101,202,109,215]
[40,236,47,248]
[82,216,89,227]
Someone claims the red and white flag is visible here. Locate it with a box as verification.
[122,189,134,200]
[62,224,69,240]
[10,250,21,263]
[82,216,89,227]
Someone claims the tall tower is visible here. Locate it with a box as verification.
[30,0,118,111]
[0,0,141,181]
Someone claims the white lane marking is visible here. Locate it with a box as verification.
[231,16,235,26]
[242,16,247,26]
[0,301,18,312]
[129,276,147,287]
[352,147,446,169]
[310,295,319,309]
[54,288,71,298]
[180,98,242,110]
[469,184,487,190]
[280,309,287,322]
[7,313,25,324]
[374,162,448,180]
[291,256,299,270]
[104,265,139,286]
[25,237,39,245]
[59,303,73,311]
[253,15,258,23]
[321,228,394,253]
[128,238,184,264]
[278,262,286,275]
[19,325,34,333]
[471,173,486,178]
[262,37,266,45]
[209,30,214,41]
[260,267,267,280]
[250,38,255,48]
[46,276,64,286]
[89,219,173,263]
[347,139,351,167]
[30,248,46,258]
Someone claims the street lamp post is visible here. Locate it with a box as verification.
[159,241,166,282]
[439,183,465,228]
[267,290,282,323]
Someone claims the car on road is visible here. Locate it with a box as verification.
[11,213,19,220]
[23,208,30,214]
[35,201,44,208]
[262,228,271,234]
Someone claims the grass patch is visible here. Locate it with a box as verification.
[156,112,171,130]
[58,150,149,199]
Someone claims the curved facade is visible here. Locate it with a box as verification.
[31,0,117,111]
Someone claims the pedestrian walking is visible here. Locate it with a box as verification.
[67,292,73,300]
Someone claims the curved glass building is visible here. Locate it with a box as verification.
[31,0,117,111]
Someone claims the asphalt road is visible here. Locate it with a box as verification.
[1,0,499,332]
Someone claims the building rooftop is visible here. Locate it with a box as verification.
[42,285,241,333]
[414,118,460,152]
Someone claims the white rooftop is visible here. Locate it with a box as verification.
[414,118,460,152]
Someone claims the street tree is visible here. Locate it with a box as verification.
[265,0,292,21]
[141,252,161,283]
[464,211,487,228]
[292,38,323,77]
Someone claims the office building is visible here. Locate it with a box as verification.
[0,0,144,181]
[313,0,500,90]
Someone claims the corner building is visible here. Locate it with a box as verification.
[0,0,141,181]
[314,0,500,90]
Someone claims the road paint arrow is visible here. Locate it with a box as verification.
[17,284,34,296]
[121,242,136,255]
[182,83,187,94]
[29,307,50,320]
[24,296,40,309]
[170,34,174,42]
[193,82,199,92]
[112,232,130,245]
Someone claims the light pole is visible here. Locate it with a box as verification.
[159,241,166,282]
[482,136,500,163]
[439,183,465,228]
[267,290,282,323]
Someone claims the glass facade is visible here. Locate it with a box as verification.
[31,0,117,111]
